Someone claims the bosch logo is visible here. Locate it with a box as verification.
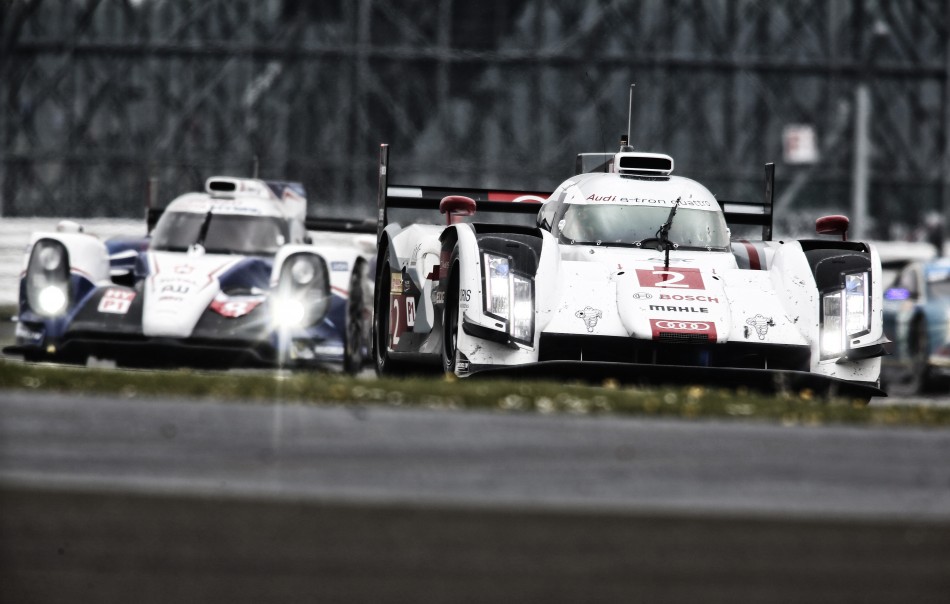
[655,320,710,331]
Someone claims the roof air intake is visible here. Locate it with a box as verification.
[614,152,674,177]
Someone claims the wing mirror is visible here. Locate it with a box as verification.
[816,215,850,241]
[440,195,477,225]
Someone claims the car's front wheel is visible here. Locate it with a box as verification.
[373,246,410,376]
[441,260,460,374]
[343,260,369,374]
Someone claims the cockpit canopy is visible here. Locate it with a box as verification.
[538,171,731,251]
[551,203,730,250]
[150,211,290,256]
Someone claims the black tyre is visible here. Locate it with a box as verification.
[441,260,460,374]
[373,246,409,375]
[343,260,368,374]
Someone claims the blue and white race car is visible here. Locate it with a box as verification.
[7,177,375,371]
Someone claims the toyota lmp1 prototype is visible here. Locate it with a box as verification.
[372,141,886,400]
[7,177,375,371]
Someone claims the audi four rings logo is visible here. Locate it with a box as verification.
[654,320,711,331]
[632,292,652,300]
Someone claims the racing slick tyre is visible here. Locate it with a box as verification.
[373,246,411,376]
[343,260,369,375]
[441,257,461,374]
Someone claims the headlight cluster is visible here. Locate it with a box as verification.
[273,253,330,329]
[820,271,871,359]
[482,252,534,345]
[27,239,70,317]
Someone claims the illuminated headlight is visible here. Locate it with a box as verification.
[38,285,68,315]
[273,253,330,329]
[26,239,70,317]
[820,291,843,358]
[821,271,871,359]
[511,274,534,343]
[484,254,510,317]
[481,252,534,345]
[845,272,870,334]
[272,297,307,328]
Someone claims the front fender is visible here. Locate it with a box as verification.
[449,225,552,348]
[26,231,111,285]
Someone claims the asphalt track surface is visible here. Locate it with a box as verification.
[2,390,950,603]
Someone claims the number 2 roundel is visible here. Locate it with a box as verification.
[635,266,705,290]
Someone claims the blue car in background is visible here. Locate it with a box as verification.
[882,257,950,394]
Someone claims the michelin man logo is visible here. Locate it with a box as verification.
[745,314,773,340]
[575,307,603,333]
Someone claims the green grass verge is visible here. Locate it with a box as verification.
[3,358,949,427]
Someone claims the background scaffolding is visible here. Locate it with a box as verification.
[2,0,949,240]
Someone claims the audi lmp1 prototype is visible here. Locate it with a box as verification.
[372,140,886,400]
[7,177,375,371]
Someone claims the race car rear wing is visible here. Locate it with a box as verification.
[145,176,375,235]
[377,143,549,238]
[716,163,774,241]
[378,144,774,241]
[304,217,377,234]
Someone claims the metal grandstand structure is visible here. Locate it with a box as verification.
[2,0,949,240]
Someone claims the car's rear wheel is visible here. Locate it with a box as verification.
[343,260,368,374]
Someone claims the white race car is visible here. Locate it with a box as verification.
[8,177,375,371]
[372,141,886,401]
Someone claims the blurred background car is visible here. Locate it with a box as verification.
[881,254,950,395]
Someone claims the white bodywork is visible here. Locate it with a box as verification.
[379,150,884,395]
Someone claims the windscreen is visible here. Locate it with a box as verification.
[927,272,950,299]
[554,203,730,250]
[150,211,290,255]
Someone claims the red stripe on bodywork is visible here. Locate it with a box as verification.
[486,192,546,203]
[741,241,761,270]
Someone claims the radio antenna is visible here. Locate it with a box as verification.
[626,83,635,149]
